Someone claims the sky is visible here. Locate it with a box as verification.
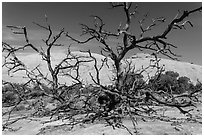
[2,2,202,65]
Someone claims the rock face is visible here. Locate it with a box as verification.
[127,53,202,84]
[2,52,202,85]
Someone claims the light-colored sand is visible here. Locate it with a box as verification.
[2,105,202,135]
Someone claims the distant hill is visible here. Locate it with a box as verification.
[2,52,202,85]
[127,53,202,84]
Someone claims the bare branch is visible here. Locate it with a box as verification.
[65,32,95,44]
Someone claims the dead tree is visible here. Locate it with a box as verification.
[2,2,202,134]
[65,2,202,133]
[2,17,94,129]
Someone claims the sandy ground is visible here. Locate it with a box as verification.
[2,105,202,135]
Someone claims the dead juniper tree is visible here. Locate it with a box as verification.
[65,2,202,133]
[2,2,202,134]
[2,17,94,130]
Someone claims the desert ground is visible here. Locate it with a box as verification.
[2,100,202,135]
